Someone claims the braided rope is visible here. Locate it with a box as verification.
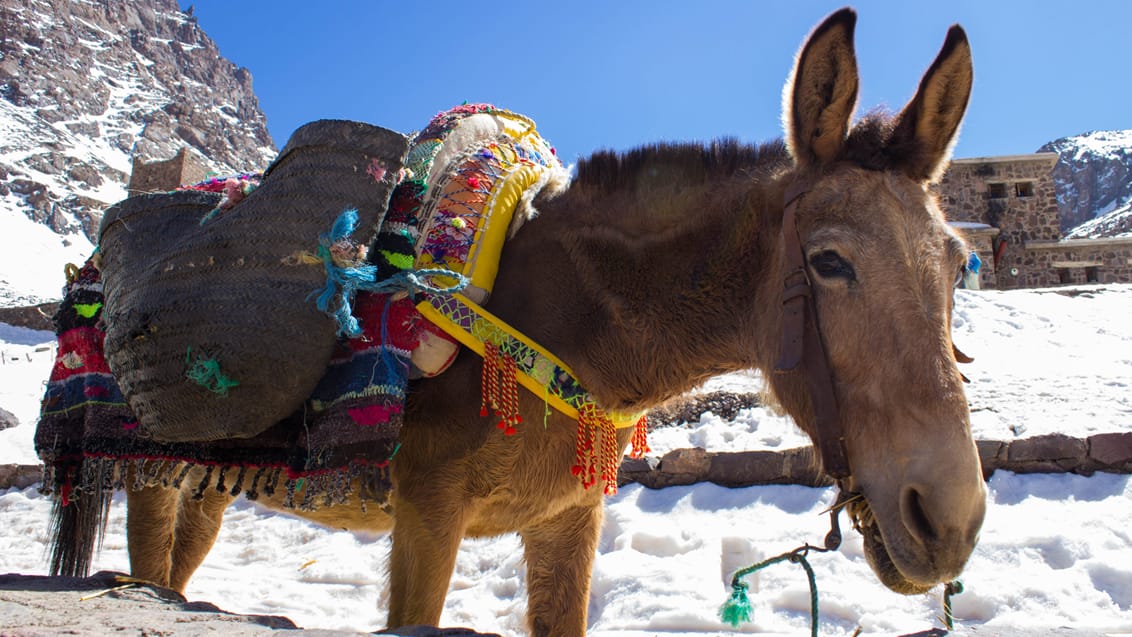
[944,579,964,630]
[720,545,823,636]
[721,497,966,635]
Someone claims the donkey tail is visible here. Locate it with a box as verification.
[47,488,113,577]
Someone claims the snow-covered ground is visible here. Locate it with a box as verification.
[0,208,93,306]
[1,285,1130,636]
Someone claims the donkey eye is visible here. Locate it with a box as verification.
[809,250,856,281]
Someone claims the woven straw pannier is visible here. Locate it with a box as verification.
[99,121,409,442]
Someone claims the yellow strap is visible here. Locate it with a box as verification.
[416,294,642,428]
[465,163,543,292]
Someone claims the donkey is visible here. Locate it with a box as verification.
[116,8,985,636]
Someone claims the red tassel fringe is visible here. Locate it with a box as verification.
[571,404,599,489]
[570,408,650,496]
[481,343,652,496]
[630,415,650,459]
[480,342,522,435]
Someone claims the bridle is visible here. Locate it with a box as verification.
[773,178,851,481]
[769,182,971,621]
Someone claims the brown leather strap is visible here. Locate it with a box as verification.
[774,179,851,479]
[774,182,811,372]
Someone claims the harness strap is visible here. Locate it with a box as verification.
[416,292,644,429]
[774,180,851,479]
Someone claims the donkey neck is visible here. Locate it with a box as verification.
[489,143,791,413]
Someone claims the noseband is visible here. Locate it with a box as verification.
[774,179,851,480]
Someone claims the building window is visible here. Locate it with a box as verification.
[1015,181,1034,198]
[987,183,1007,199]
[1085,266,1100,283]
[1057,269,1072,285]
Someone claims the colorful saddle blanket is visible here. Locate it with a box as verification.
[35,104,570,510]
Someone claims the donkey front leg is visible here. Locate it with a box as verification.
[520,503,604,637]
[386,498,468,628]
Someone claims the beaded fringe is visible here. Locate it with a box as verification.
[481,341,522,435]
[571,408,649,495]
[40,456,392,513]
[480,348,650,496]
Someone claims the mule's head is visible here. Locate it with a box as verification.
[766,8,986,594]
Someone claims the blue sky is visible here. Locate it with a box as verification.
[186,1,1130,164]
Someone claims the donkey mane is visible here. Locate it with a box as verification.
[571,112,913,194]
[573,138,790,191]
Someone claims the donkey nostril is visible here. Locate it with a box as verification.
[901,486,938,546]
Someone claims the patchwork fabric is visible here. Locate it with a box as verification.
[36,258,399,511]
[303,292,422,478]
[365,104,566,302]
[176,172,261,224]
[365,103,569,380]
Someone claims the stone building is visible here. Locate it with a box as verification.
[938,153,1132,289]
[126,147,209,196]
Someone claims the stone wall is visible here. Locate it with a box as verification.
[126,146,209,196]
[1023,237,1132,286]
[940,154,1062,241]
[618,432,1132,489]
[0,301,57,331]
[952,225,998,289]
[7,430,1131,493]
[938,154,1064,289]
[939,153,1132,289]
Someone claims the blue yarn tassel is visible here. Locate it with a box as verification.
[312,209,469,338]
[329,207,362,242]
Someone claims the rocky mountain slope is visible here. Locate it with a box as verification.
[1039,129,1132,236]
[0,0,276,303]
[1064,201,1132,239]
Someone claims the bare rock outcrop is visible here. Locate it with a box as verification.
[0,0,276,245]
[1039,130,1132,233]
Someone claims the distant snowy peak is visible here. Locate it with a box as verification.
[1044,129,1132,162]
[0,0,276,242]
[1039,129,1132,235]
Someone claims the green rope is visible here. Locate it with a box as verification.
[720,545,823,636]
[943,579,964,630]
[185,347,239,396]
[721,492,966,636]
[721,496,846,634]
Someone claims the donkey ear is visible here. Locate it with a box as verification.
[783,8,859,168]
[888,25,973,182]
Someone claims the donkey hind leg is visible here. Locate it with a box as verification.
[168,485,236,592]
[126,469,235,594]
[386,500,468,628]
[126,484,179,587]
[520,503,604,637]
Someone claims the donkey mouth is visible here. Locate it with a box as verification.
[859,517,935,595]
[848,496,936,595]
